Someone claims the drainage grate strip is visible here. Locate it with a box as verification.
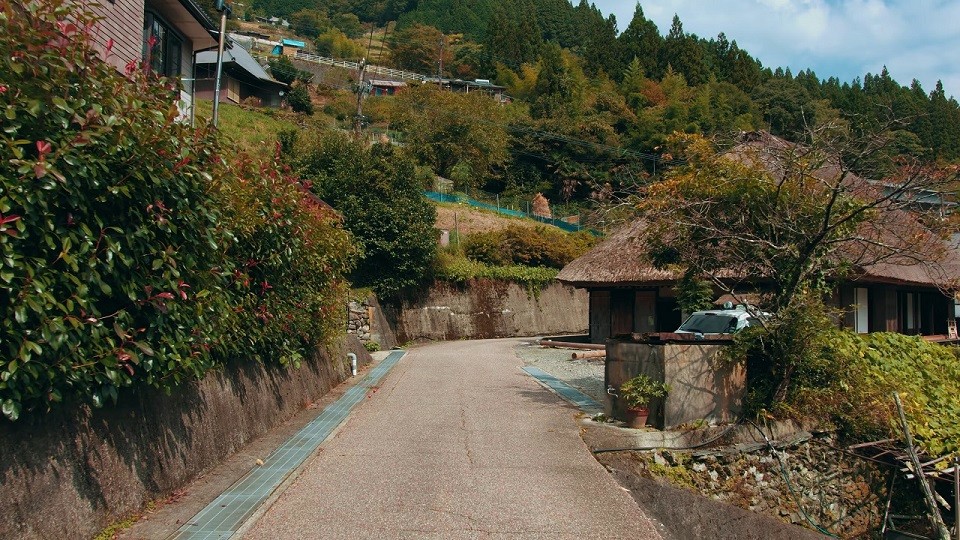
[521,366,603,415]
[170,350,406,540]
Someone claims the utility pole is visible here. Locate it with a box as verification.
[437,34,444,87]
[376,21,392,66]
[212,0,232,127]
[354,57,367,138]
[354,24,375,139]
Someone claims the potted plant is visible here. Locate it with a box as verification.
[619,374,669,428]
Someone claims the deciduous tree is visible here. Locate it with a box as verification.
[640,129,958,402]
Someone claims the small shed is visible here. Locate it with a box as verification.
[272,38,306,57]
[369,79,407,96]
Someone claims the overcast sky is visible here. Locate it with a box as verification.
[592,0,959,99]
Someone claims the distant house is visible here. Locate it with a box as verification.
[558,134,960,344]
[195,45,287,107]
[369,79,407,96]
[87,0,218,117]
[440,78,508,102]
[229,32,281,54]
[272,38,306,57]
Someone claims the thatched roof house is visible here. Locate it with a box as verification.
[558,132,960,343]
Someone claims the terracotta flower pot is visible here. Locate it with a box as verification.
[623,406,650,429]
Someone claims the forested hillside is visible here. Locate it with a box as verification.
[243,0,960,213]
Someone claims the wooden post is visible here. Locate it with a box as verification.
[453,212,459,248]
[894,392,951,540]
[954,456,959,540]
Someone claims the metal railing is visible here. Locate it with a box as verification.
[294,51,430,83]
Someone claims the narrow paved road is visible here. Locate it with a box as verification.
[242,339,662,539]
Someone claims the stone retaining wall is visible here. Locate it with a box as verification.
[385,279,588,342]
[610,435,890,538]
[347,294,399,350]
[0,336,371,540]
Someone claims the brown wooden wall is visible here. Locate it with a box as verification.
[87,0,145,72]
[589,290,610,344]
[589,288,680,343]
[834,283,952,336]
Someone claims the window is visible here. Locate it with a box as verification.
[854,287,869,333]
[899,291,921,335]
[143,13,183,77]
[677,314,738,334]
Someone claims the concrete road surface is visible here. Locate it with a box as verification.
[242,338,662,539]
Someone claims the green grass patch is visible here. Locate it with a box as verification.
[434,252,558,291]
[194,102,331,158]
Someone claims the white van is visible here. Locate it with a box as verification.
[675,304,767,335]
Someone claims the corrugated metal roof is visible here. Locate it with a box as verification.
[369,79,407,87]
[196,45,286,86]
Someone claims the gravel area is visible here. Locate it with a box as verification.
[514,337,607,405]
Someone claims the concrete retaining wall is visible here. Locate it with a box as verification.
[386,280,588,343]
[606,338,744,429]
[0,336,371,540]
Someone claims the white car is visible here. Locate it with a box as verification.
[675,304,767,335]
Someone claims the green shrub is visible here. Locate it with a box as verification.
[315,28,364,59]
[619,374,669,409]
[268,55,312,86]
[214,156,354,366]
[286,85,314,115]
[364,341,380,352]
[0,1,230,419]
[462,225,597,269]
[293,133,437,298]
[462,232,509,266]
[0,0,354,420]
[816,331,960,457]
[433,252,558,291]
[728,297,960,457]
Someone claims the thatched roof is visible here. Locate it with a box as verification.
[556,219,674,287]
[558,132,960,291]
[558,217,960,290]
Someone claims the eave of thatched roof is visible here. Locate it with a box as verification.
[556,219,677,287]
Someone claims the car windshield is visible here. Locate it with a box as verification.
[677,313,739,334]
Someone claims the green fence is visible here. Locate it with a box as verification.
[424,191,598,235]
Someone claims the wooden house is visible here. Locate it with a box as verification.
[369,79,407,96]
[87,0,218,117]
[195,45,287,107]
[272,38,306,57]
